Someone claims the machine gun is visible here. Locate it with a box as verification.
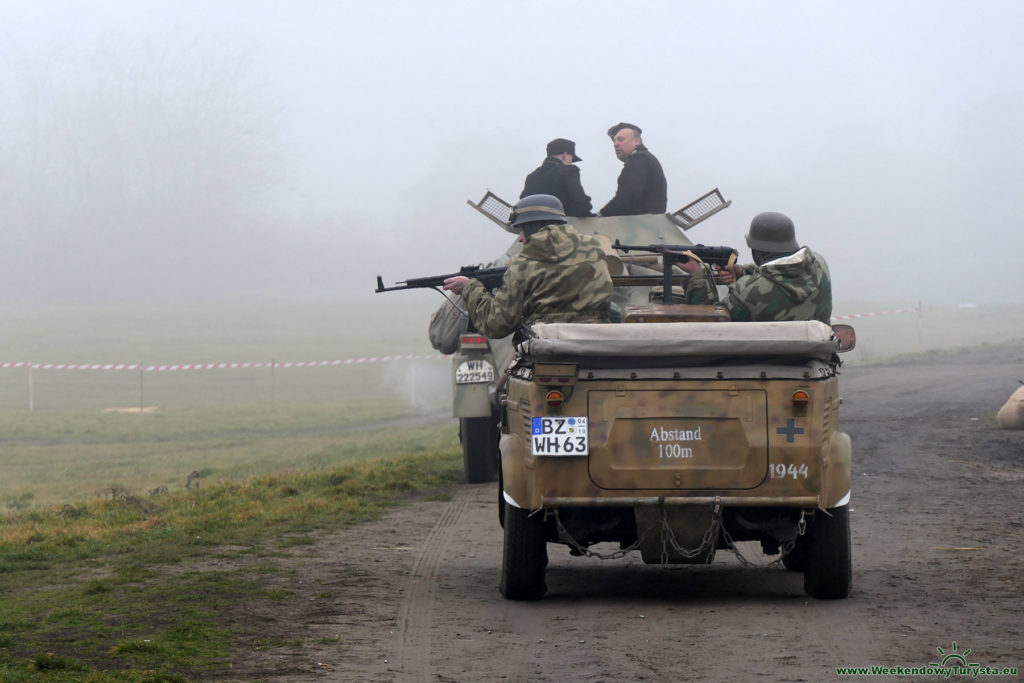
[612,240,739,304]
[613,241,738,268]
[375,265,507,293]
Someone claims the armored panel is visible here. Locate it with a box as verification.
[569,214,690,247]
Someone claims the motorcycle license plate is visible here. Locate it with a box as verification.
[455,360,494,384]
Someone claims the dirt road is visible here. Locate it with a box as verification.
[231,344,1024,681]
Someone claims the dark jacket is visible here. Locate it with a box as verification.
[599,145,667,216]
[521,157,593,217]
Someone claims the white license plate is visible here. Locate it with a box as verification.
[455,359,494,384]
[531,416,589,456]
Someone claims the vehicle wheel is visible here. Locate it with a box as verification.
[500,502,548,600]
[460,416,499,484]
[803,505,852,600]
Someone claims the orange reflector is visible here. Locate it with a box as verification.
[792,390,809,407]
[546,390,564,408]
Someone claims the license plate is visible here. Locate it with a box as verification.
[531,416,589,456]
[455,359,494,384]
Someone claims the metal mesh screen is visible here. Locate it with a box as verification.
[672,189,727,226]
[478,191,513,224]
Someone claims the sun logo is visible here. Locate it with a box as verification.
[929,641,980,669]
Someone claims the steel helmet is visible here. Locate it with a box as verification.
[745,212,799,252]
[509,194,567,228]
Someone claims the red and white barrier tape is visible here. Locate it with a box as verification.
[0,308,923,370]
[831,307,920,321]
[0,354,445,371]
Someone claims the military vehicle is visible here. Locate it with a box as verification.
[499,307,856,600]
[445,189,733,483]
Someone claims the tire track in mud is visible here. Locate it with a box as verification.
[393,485,475,680]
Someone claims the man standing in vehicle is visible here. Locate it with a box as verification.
[443,194,612,340]
[677,211,833,323]
[599,122,667,216]
[521,139,593,217]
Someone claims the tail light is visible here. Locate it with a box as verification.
[792,390,809,408]
[545,390,565,408]
[460,334,489,350]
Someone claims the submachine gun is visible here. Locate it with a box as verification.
[375,265,538,341]
[612,240,738,304]
[375,264,507,294]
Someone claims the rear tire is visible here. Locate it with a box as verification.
[500,502,548,600]
[803,506,852,600]
[460,416,499,484]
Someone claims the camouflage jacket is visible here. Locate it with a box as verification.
[461,224,612,339]
[684,247,832,323]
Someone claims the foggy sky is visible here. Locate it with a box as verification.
[2,0,1023,306]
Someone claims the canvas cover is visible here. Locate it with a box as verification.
[520,320,839,366]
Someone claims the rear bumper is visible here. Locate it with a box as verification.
[539,494,822,507]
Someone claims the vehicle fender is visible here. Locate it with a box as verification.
[500,433,533,509]
[823,431,853,509]
[452,352,495,418]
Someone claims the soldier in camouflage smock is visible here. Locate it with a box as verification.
[443,195,612,340]
[678,212,832,324]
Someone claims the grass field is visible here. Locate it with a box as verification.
[1,295,454,510]
[2,297,1021,511]
[0,422,463,682]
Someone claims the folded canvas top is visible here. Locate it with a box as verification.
[520,321,839,366]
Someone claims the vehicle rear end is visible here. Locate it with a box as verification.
[499,318,852,600]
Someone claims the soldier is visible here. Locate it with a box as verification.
[677,212,833,323]
[521,138,593,217]
[443,194,613,340]
[599,122,667,216]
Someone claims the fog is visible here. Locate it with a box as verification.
[3,0,1023,306]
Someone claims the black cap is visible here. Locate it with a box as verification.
[546,138,581,162]
[607,122,642,138]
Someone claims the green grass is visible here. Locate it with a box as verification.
[0,400,454,510]
[0,298,455,511]
[0,422,463,681]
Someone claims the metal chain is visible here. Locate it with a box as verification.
[721,512,807,568]
[553,498,721,563]
[553,503,808,569]
[553,509,652,560]
[659,497,722,564]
